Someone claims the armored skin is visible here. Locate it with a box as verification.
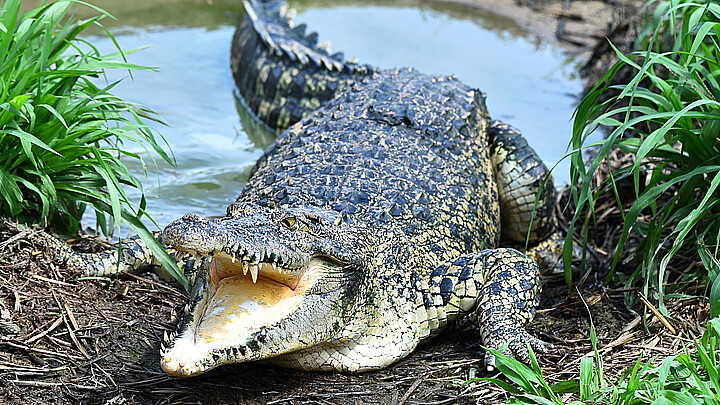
[153,0,562,376]
[58,0,562,376]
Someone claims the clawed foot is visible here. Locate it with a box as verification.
[483,328,553,371]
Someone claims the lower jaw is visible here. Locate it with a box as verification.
[160,265,309,376]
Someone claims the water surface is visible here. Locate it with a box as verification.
[79,0,583,229]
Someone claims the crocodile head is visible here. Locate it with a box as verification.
[159,202,366,376]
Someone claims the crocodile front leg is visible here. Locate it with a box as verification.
[425,248,551,370]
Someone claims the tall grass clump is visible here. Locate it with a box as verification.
[479,318,720,404]
[567,0,720,315]
[0,0,186,289]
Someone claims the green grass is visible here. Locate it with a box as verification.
[0,0,187,290]
[477,318,720,404]
[566,0,720,316]
[502,0,720,403]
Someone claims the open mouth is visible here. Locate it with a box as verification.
[193,251,313,344]
[160,247,334,376]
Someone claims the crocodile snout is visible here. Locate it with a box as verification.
[163,214,225,253]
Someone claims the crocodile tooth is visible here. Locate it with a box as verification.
[242,261,248,275]
[184,304,190,314]
[249,265,259,283]
[231,253,236,263]
[163,331,169,343]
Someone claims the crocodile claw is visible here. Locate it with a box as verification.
[484,329,553,371]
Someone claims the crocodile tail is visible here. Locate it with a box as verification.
[231,0,374,132]
[38,230,167,277]
[38,228,200,283]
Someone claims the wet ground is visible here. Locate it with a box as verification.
[2,0,709,404]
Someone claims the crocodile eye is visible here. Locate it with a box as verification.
[281,216,297,229]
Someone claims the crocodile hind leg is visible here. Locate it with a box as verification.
[425,249,551,370]
[489,120,563,272]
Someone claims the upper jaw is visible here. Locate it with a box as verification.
[162,212,312,269]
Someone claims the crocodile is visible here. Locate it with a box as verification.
[48,0,562,377]
[152,0,563,377]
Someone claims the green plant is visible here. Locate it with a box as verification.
[566,0,720,315]
[477,318,720,404]
[0,0,186,289]
[479,345,580,404]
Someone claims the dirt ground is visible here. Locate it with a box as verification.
[1,0,711,404]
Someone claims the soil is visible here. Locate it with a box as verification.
[0,0,710,404]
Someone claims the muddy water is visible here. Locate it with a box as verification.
[72,0,583,229]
